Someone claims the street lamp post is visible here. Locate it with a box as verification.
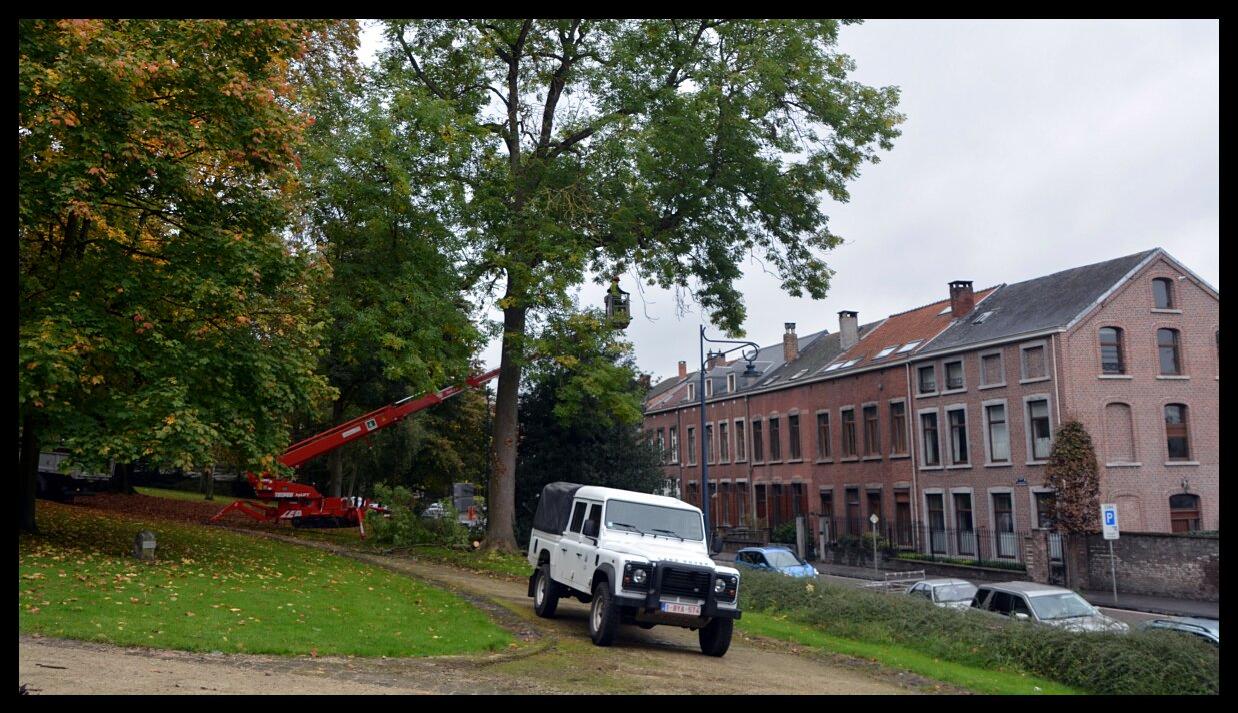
[698,325,761,550]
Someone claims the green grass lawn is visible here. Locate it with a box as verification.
[19,502,513,657]
[738,613,1079,695]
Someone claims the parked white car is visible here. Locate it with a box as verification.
[526,482,741,656]
[970,581,1129,633]
[906,578,978,610]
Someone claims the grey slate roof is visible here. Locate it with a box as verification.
[920,249,1158,354]
[752,322,881,390]
[644,329,830,411]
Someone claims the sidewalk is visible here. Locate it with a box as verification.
[1080,589,1218,620]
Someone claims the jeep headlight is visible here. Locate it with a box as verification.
[714,574,738,602]
[623,562,651,590]
[714,577,727,594]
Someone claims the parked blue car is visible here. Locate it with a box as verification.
[734,546,819,578]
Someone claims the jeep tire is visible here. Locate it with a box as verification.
[588,580,620,646]
[533,564,559,618]
[698,617,733,657]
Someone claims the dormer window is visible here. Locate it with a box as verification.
[687,382,696,401]
[705,379,713,397]
[727,373,736,393]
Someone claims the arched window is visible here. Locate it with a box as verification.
[1157,328,1182,375]
[1104,403,1135,463]
[1164,404,1190,461]
[1169,493,1200,533]
[1153,278,1175,309]
[1099,327,1125,374]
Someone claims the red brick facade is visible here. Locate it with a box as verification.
[643,249,1217,549]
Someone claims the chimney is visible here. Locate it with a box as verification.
[678,360,687,379]
[783,323,799,362]
[949,280,975,318]
[838,311,858,350]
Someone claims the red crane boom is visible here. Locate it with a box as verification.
[210,368,499,537]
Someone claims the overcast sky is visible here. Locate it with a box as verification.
[358,19,1219,383]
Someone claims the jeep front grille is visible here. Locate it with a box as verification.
[660,568,711,598]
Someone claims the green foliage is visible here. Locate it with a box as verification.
[19,501,512,656]
[374,20,904,547]
[1044,421,1101,535]
[367,484,471,548]
[18,20,356,478]
[893,552,1027,571]
[514,309,667,543]
[740,570,1218,695]
[770,521,798,544]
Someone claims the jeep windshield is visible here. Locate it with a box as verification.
[604,500,704,541]
[1027,592,1096,620]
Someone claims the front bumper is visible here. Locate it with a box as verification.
[616,562,741,620]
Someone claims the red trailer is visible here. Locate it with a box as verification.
[210,369,499,537]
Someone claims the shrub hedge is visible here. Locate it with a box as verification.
[740,570,1218,695]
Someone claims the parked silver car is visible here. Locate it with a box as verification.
[906,578,978,610]
[970,582,1129,633]
[1138,617,1219,646]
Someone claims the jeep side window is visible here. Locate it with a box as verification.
[568,502,588,533]
[989,592,1013,615]
[1011,595,1032,617]
[971,589,990,608]
[585,503,602,534]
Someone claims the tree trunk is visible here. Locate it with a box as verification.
[484,303,526,553]
[19,413,40,534]
[346,461,358,498]
[328,397,346,497]
[202,465,215,501]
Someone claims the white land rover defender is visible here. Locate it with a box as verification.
[526,482,741,656]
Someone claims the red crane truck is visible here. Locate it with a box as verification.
[210,368,499,537]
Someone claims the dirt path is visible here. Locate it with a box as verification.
[21,529,935,695]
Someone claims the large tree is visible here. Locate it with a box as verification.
[296,69,484,497]
[377,19,903,550]
[17,20,354,531]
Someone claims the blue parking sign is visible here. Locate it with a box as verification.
[1100,504,1119,540]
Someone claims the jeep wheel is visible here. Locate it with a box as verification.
[533,564,559,618]
[588,580,620,646]
[699,617,733,657]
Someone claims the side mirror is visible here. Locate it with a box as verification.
[582,520,599,538]
[709,534,723,555]
[1014,612,1030,620]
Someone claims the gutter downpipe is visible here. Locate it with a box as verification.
[905,360,919,553]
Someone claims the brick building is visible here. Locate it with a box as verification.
[642,248,1217,558]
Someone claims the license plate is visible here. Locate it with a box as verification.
[660,602,701,616]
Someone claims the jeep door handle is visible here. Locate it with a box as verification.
[575,552,582,558]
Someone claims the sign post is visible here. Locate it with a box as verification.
[869,513,880,577]
[1100,503,1120,605]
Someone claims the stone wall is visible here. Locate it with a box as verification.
[1085,531,1219,602]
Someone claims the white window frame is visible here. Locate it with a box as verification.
[1019,340,1051,384]
[686,425,697,465]
[942,358,966,394]
[917,407,943,470]
[838,406,858,461]
[687,382,696,401]
[987,487,1018,560]
[733,418,747,463]
[944,404,970,468]
[1023,394,1053,464]
[922,488,948,556]
[860,401,882,460]
[705,378,714,398]
[916,363,938,396]
[814,409,833,463]
[727,372,737,393]
[981,398,1011,467]
[668,426,679,464]
[888,398,909,458]
[948,487,977,558]
[718,419,730,464]
[978,348,1006,389]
